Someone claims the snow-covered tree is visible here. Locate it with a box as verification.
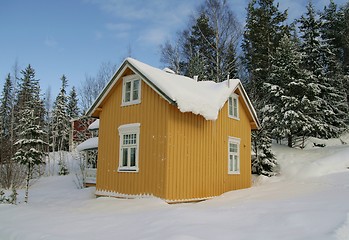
[242,0,288,101]
[0,74,14,140]
[262,35,320,147]
[298,1,347,138]
[67,86,80,120]
[251,128,277,176]
[12,107,47,203]
[51,75,70,152]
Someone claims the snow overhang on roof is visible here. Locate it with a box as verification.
[88,119,99,131]
[76,137,98,152]
[86,58,260,128]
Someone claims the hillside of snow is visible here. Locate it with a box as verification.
[1,140,349,240]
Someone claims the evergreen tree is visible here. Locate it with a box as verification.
[242,0,287,174]
[0,74,13,140]
[262,35,319,147]
[251,128,278,176]
[184,12,215,80]
[12,107,47,203]
[298,1,347,137]
[14,65,45,133]
[242,0,288,102]
[67,86,80,120]
[0,74,15,188]
[51,75,70,152]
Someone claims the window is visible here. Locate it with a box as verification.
[118,123,140,172]
[122,75,141,106]
[228,94,239,119]
[228,137,240,174]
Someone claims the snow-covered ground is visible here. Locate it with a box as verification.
[1,140,349,240]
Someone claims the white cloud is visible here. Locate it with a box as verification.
[137,28,169,46]
[84,0,200,46]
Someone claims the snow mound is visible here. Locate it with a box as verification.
[336,212,349,240]
[273,143,349,180]
[298,148,349,178]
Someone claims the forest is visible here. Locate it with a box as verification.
[0,0,348,192]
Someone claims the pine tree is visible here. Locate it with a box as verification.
[12,107,47,203]
[262,35,319,147]
[11,65,47,202]
[51,75,70,152]
[251,128,278,176]
[320,1,349,128]
[242,0,288,102]
[242,0,287,174]
[298,1,347,138]
[0,74,14,140]
[184,12,215,80]
[67,86,80,120]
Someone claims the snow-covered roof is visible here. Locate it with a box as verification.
[76,137,98,151]
[88,119,99,130]
[86,58,260,127]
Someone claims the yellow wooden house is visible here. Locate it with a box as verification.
[86,58,260,203]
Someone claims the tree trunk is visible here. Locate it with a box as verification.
[24,163,31,203]
[287,134,293,148]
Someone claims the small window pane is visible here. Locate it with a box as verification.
[233,98,238,117]
[234,155,239,171]
[229,155,233,171]
[125,82,131,102]
[228,97,233,116]
[130,147,136,167]
[122,148,128,166]
[133,80,140,101]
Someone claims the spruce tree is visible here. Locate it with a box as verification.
[262,35,319,147]
[51,75,70,152]
[242,0,288,102]
[242,0,287,175]
[12,65,47,202]
[184,12,215,80]
[0,74,13,140]
[67,86,80,120]
[12,107,47,203]
[298,1,347,138]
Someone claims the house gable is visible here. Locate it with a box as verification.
[86,58,260,129]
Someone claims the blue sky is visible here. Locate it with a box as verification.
[0,0,347,100]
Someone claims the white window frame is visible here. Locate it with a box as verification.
[121,74,141,106]
[228,137,240,174]
[228,93,239,120]
[118,123,140,172]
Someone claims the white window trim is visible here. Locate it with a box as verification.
[228,137,240,175]
[228,93,239,120]
[118,123,140,172]
[121,74,141,106]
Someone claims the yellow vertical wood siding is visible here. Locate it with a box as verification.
[95,69,252,201]
[96,69,169,199]
[165,89,252,201]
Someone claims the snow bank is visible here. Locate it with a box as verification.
[336,212,349,240]
[127,58,240,120]
[273,144,349,180]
